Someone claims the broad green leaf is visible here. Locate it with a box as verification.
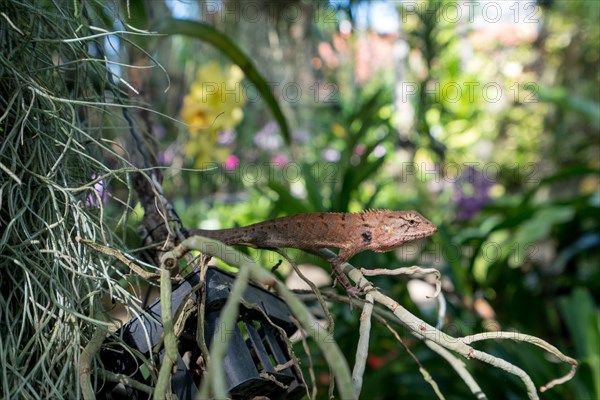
[266,180,310,215]
[472,230,510,283]
[529,85,600,128]
[301,163,325,212]
[522,166,600,203]
[551,233,600,271]
[156,19,291,145]
[559,288,600,399]
[453,215,504,243]
[508,206,575,266]
[513,206,576,245]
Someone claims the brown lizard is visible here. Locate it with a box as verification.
[184,210,437,297]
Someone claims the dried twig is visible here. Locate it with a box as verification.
[313,248,576,400]
[352,292,373,397]
[100,370,155,395]
[423,340,486,399]
[291,316,318,400]
[461,332,578,393]
[160,237,576,400]
[161,237,357,400]
[360,266,441,298]
[273,248,335,336]
[197,263,251,400]
[152,266,178,400]
[80,327,108,400]
[77,238,160,280]
[195,259,212,368]
[379,318,446,400]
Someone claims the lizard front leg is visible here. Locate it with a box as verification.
[331,257,361,299]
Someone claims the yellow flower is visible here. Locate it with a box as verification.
[181,62,246,166]
[331,122,347,139]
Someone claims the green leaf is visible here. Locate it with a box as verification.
[437,225,471,295]
[513,206,576,245]
[266,180,310,215]
[530,85,600,128]
[551,233,600,271]
[156,19,291,145]
[301,163,325,212]
[454,215,504,243]
[558,288,600,399]
[507,206,575,266]
[521,166,600,203]
[337,156,386,212]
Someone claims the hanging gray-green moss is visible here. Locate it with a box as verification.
[0,1,141,398]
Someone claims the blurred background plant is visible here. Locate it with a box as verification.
[154,1,599,398]
[2,0,598,398]
[181,61,246,166]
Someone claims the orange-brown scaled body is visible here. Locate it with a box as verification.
[185,210,437,296]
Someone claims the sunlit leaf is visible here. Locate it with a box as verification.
[559,288,600,399]
[156,19,291,145]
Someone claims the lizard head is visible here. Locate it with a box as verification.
[370,210,437,252]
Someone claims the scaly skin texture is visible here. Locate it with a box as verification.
[185,210,437,297]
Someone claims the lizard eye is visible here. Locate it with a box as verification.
[408,219,416,225]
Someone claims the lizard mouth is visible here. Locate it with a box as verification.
[414,230,435,240]
[410,224,437,241]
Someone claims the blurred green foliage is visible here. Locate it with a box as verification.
[116,0,598,398]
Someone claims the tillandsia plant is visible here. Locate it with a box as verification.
[0,1,154,398]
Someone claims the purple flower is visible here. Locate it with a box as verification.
[321,147,340,162]
[158,145,177,165]
[218,129,236,145]
[85,174,109,207]
[453,166,493,221]
[292,129,310,143]
[254,121,281,150]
